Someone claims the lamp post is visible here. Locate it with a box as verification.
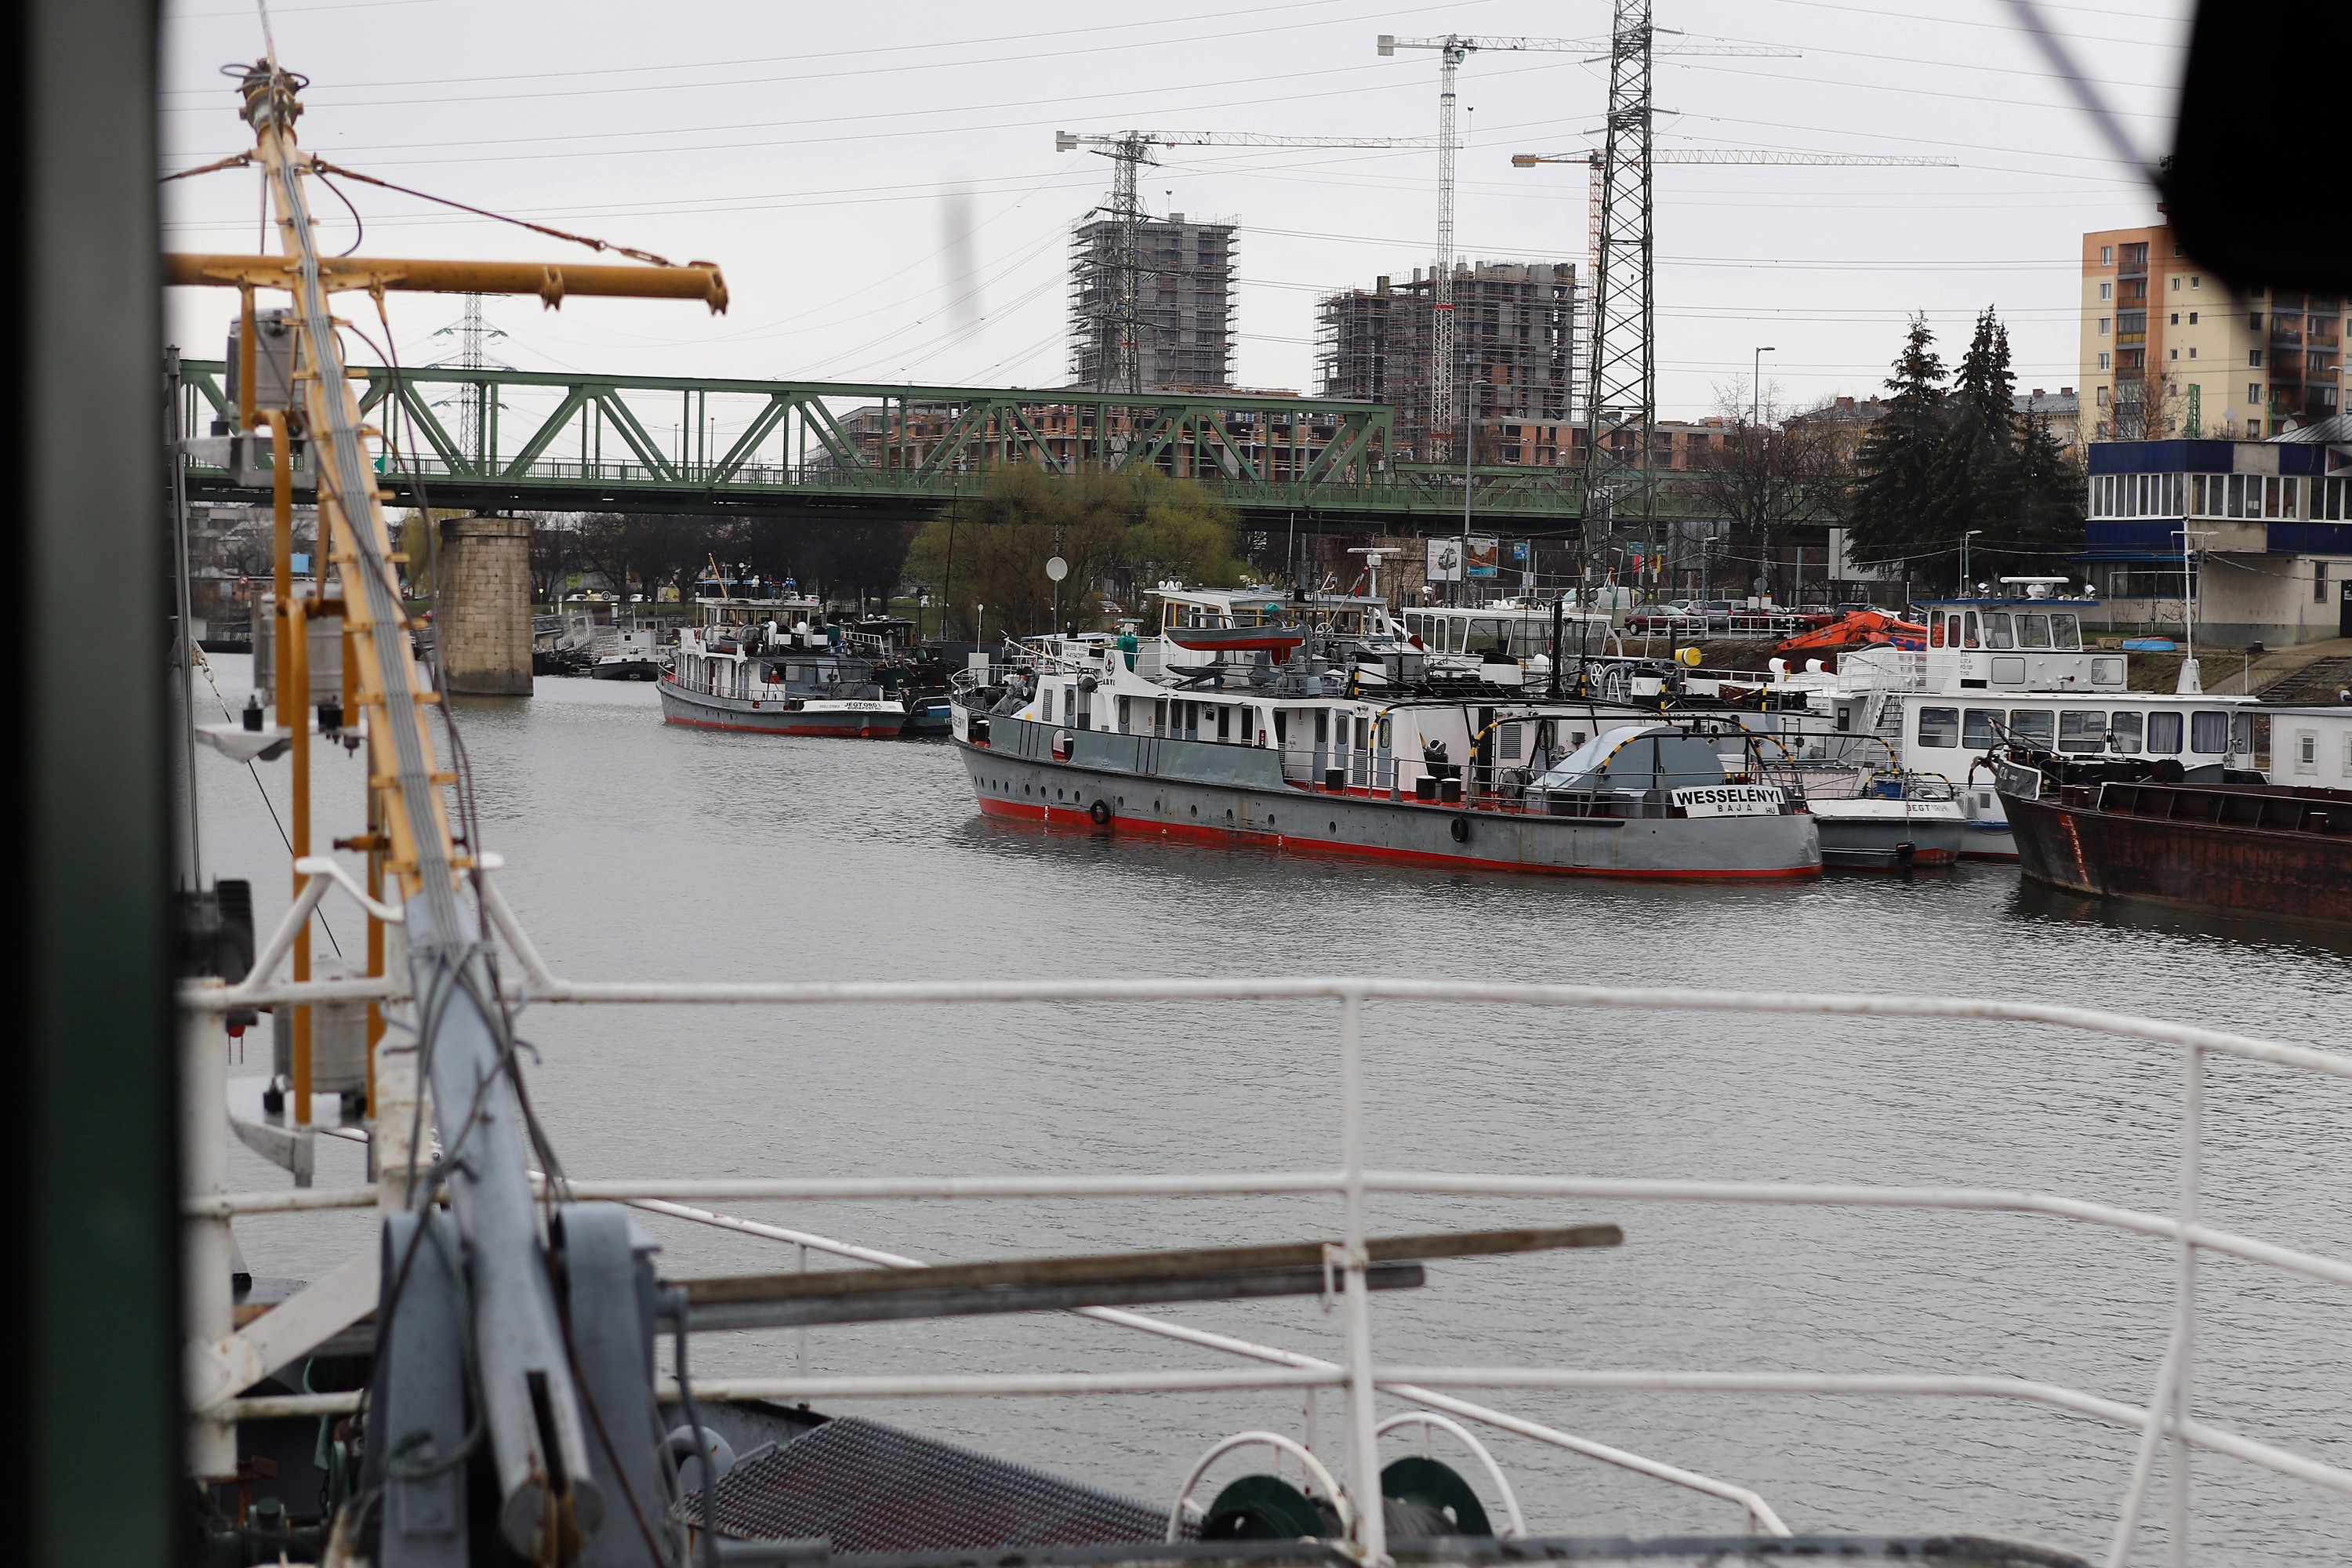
[1961,529,1984,593]
[1752,347,1776,603]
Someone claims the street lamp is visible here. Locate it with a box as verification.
[1752,347,1776,604]
[1961,529,1984,593]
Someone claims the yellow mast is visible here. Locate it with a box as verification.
[172,60,729,1559]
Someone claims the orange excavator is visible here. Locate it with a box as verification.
[1774,608,1926,656]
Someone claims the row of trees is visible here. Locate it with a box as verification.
[525,513,918,607]
[1577,307,2085,602]
[1845,310,2084,592]
[902,465,1247,639]
[452,466,1247,632]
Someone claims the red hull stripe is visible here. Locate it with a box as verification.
[973,796,1817,882]
[665,713,900,737]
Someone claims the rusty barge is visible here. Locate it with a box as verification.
[1992,749,2352,924]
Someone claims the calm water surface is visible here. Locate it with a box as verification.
[195,660,2352,1565]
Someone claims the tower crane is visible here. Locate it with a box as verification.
[1377,28,1795,463]
[1055,129,1432,394]
[1512,144,1958,586]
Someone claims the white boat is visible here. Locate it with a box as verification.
[1763,587,2352,859]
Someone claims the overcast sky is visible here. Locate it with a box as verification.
[159,0,2194,420]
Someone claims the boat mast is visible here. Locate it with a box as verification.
[191,59,731,1558]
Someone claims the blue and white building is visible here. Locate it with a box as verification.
[2085,426,2352,644]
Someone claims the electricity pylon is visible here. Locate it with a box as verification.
[1377,26,1795,464]
[1513,140,1958,579]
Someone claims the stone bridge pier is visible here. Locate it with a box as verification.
[436,514,532,695]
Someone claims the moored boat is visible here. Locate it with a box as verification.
[660,600,906,736]
[950,636,1818,881]
[1992,745,2352,923]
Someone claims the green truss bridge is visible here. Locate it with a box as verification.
[175,360,1700,532]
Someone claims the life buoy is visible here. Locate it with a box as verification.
[1089,799,1112,826]
[1449,817,1471,844]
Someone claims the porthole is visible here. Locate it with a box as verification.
[1189,805,1197,817]
[1057,788,1065,800]
[1329,821,1337,832]
[1225,808,1234,821]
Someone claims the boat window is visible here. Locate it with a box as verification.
[1118,696,1131,734]
[1500,723,1523,760]
[1315,709,1329,742]
[1962,708,2003,748]
[1929,615,1946,648]
[1335,713,1351,750]
[2297,729,2319,773]
[2016,614,2051,649]
[1962,612,1981,648]
[1917,707,1960,748]
[1984,612,2016,650]
[2190,710,2230,753]
[2058,710,2107,753]
[2147,711,2183,754]
[2108,711,2144,752]
[2050,614,2082,651]
[2009,710,2055,747]
[1217,706,1232,742]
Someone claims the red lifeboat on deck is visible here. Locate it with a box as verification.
[1162,625,1308,662]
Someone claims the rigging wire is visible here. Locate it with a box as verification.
[309,156,686,268]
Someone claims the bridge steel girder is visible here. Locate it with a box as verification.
[173,361,1713,535]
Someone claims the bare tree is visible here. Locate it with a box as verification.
[1682,386,1854,601]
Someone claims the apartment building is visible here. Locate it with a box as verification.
[1069,213,1237,393]
[1317,261,1574,463]
[2082,220,2343,441]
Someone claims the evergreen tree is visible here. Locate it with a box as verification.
[1934,308,2022,589]
[1845,316,1947,576]
[2006,406,2088,572]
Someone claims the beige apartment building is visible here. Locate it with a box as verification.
[2081,220,2344,440]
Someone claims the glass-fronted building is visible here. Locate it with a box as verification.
[2085,437,2352,644]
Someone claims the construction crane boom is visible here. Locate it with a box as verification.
[1056,129,1427,394]
[1382,32,1798,56]
[1056,131,1432,151]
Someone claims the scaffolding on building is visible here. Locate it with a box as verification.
[1318,262,1575,465]
[1070,213,1237,394]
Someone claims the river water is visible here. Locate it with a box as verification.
[194,659,2352,1565]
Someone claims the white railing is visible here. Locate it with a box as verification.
[183,863,2352,1566]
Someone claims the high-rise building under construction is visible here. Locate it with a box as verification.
[1069,213,1237,392]
[1318,261,1576,463]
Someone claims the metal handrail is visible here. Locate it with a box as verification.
[185,864,2352,1565]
